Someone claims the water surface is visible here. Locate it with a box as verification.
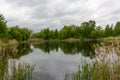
[1,41,120,80]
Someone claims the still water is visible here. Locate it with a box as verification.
[0,41,120,80]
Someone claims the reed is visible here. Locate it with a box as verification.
[65,61,120,80]
[3,62,34,80]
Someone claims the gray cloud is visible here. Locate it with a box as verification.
[0,0,120,32]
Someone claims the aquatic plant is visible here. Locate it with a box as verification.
[3,62,34,80]
[65,61,120,80]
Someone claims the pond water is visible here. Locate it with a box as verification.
[0,41,120,80]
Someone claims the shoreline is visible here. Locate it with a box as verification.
[1,36,120,46]
[0,39,18,46]
[27,37,120,43]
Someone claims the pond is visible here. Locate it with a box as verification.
[0,41,120,80]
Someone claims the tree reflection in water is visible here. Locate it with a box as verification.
[33,41,98,59]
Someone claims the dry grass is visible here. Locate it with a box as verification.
[0,39,18,46]
[65,61,120,80]
[0,40,4,45]
[64,38,80,42]
[8,39,18,45]
[101,36,120,41]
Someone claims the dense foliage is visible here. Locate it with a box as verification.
[33,20,120,40]
[0,12,120,41]
[0,14,8,39]
[8,26,32,41]
[0,13,32,41]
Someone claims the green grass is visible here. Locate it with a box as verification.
[2,62,34,80]
[65,61,120,80]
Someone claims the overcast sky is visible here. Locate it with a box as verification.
[0,0,120,32]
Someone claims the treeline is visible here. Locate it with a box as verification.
[0,13,32,41]
[32,20,120,40]
[1,13,120,41]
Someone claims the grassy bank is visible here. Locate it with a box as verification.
[1,36,120,46]
[100,36,120,41]
[27,38,98,44]
[28,36,120,43]
[0,39,18,46]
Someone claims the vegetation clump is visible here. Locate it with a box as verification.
[4,62,34,80]
[65,61,120,80]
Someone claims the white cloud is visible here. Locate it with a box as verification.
[0,0,120,31]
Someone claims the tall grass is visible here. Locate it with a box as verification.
[65,61,120,80]
[3,62,34,80]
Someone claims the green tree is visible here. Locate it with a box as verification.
[54,29,58,39]
[74,26,83,38]
[81,20,96,38]
[105,24,113,37]
[40,28,50,40]
[0,13,7,33]
[9,26,22,40]
[9,26,32,41]
[114,22,120,36]
[90,30,104,39]
[0,13,8,39]
[58,25,74,39]
[20,28,32,40]
[32,32,41,38]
